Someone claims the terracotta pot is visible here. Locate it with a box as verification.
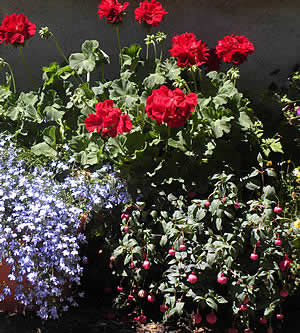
[0,258,27,313]
[0,258,72,313]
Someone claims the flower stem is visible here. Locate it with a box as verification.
[19,46,36,88]
[146,44,149,61]
[191,71,197,92]
[115,25,123,66]
[101,64,105,82]
[152,41,157,60]
[51,34,69,65]
[6,62,16,94]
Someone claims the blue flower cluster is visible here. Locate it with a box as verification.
[0,136,130,319]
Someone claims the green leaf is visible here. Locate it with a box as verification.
[69,52,95,74]
[162,58,181,81]
[206,297,218,311]
[160,235,168,247]
[212,117,234,138]
[143,73,166,89]
[239,111,253,130]
[31,142,57,158]
[44,106,65,121]
[213,95,227,108]
[167,138,186,151]
[109,79,138,106]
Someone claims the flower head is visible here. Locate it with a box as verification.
[279,254,293,272]
[169,33,210,68]
[85,99,132,137]
[0,13,36,45]
[145,85,197,128]
[98,0,129,24]
[205,48,221,73]
[135,0,168,27]
[216,35,254,65]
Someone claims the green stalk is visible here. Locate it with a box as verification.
[19,46,36,87]
[50,33,84,85]
[146,44,149,61]
[101,64,105,82]
[115,25,123,66]
[6,62,16,94]
[191,70,197,92]
[152,41,157,60]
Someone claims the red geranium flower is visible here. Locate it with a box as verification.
[216,34,254,65]
[85,99,132,137]
[0,13,36,46]
[205,49,221,73]
[134,0,168,27]
[169,32,210,68]
[145,85,197,128]
[98,0,129,24]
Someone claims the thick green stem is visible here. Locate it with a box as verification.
[101,64,105,82]
[160,43,163,61]
[152,41,157,60]
[19,46,36,87]
[146,44,149,61]
[115,25,123,66]
[191,71,197,92]
[6,62,16,94]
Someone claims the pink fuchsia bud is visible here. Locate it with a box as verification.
[279,254,293,272]
[142,260,151,270]
[204,200,211,207]
[168,248,176,256]
[127,294,134,301]
[250,253,258,261]
[139,314,147,324]
[280,289,289,297]
[244,329,253,333]
[192,312,202,324]
[259,317,267,325]
[129,262,135,268]
[234,201,240,209]
[217,273,228,285]
[147,294,156,303]
[123,225,129,232]
[274,205,282,214]
[297,107,300,116]
[274,239,282,246]
[179,243,186,251]
[117,286,123,292]
[239,304,248,311]
[160,305,168,313]
[187,272,198,284]
[276,313,284,320]
[222,196,227,203]
[121,213,130,220]
[256,240,261,247]
[206,312,217,325]
[243,295,249,304]
[109,256,115,261]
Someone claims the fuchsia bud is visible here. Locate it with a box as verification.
[274,205,282,214]
[274,239,282,246]
[234,201,240,209]
[250,253,258,261]
[240,304,248,311]
[276,313,284,320]
[204,200,211,207]
[179,243,186,251]
[259,317,267,325]
[147,294,156,303]
[160,305,168,313]
[280,289,288,297]
[206,312,217,324]
[217,273,228,285]
[142,260,151,270]
[117,286,123,292]
[187,272,198,284]
[168,248,176,256]
[192,311,202,324]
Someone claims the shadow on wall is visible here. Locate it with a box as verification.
[0,0,300,96]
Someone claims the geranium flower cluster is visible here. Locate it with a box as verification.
[169,33,254,69]
[98,0,167,26]
[84,99,132,137]
[145,85,197,128]
[0,136,130,319]
[0,13,36,45]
